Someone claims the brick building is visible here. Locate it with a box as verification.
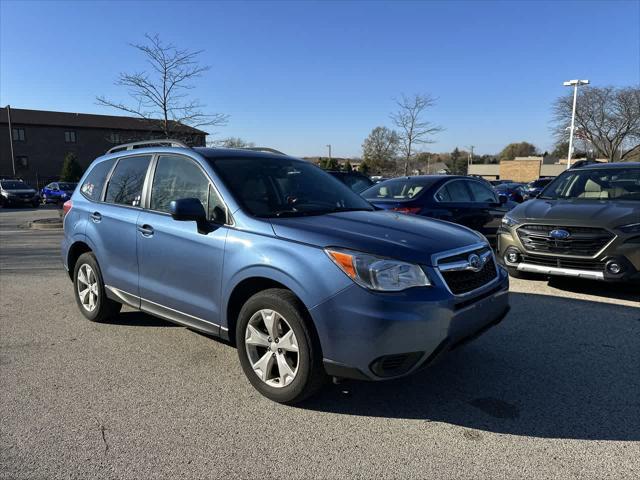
[0,107,207,187]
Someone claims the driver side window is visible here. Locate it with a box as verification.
[151,154,225,222]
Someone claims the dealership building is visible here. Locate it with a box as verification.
[468,156,585,182]
[0,107,207,187]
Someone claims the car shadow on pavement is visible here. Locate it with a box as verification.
[300,292,640,441]
[547,276,640,302]
[106,310,180,327]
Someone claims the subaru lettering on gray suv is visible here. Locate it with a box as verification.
[62,140,510,404]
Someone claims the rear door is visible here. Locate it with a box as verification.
[465,179,506,244]
[84,154,152,304]
[136,153,228,333]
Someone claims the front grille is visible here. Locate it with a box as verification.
[439,251,498,295]
[517,224,614,257]
[521,254,605,272]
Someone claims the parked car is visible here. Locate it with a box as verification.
[0,179,40,207]
[361,175,515,247]
[62,141,510,404]
[494,182,525,203]
[489,179,514,187]
[326,170,374,193]
[370,175,389,184]
[522,177,554,200]
[498,162,640,282]
[41,182,77,204]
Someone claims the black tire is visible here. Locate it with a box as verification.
[236,288,327,404]
[73,252,122,322]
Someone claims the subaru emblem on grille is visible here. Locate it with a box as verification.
[549,229,570,240]
[467,253,483,272]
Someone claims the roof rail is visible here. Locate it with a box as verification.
[243,147,286,155]
[106,139,190,154]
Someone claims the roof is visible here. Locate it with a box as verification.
[0,107,207,134]
[574,161,640,169]
[194,147,295,161]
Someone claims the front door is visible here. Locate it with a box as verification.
[136,154,228,334]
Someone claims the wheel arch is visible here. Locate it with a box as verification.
[66,241,93,279]
[224,275,320,350]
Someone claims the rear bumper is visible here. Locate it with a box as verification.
[311,267,510,381]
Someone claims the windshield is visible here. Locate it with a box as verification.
[211,157,374,217]
[1,181,28,189]
[58,182,77,190]
[539,167,640,201]
[528,179,552,189]
[362,178,434,201]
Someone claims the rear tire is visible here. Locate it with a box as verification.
[236,288,327,404]
[73,252,122,322]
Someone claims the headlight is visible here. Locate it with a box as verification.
[1,191,12,198]
[501,214,519,228]
[325,248,430,291]
[617,222,640,234]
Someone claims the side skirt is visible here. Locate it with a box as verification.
[105,285,221,336]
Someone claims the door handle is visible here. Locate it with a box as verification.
[90,212,102,223]
[137,224,154,237]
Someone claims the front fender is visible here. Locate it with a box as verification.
[220,229,352,329]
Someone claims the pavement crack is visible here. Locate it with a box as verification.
[93,417,109,453]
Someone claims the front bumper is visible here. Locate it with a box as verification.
[311,267,510,381]
[497,228,640,282]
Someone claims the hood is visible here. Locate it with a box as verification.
[270,210,484,266]
[511,199,640,228]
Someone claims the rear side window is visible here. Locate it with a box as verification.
[467,181,497,203]
[80,158,115,201]
[105,155,152,207]
[435,180,472,202]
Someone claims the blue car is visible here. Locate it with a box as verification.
[41,182,77,204]
[362,176,515,248]
[62,140,509,403]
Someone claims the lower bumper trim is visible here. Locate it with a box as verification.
[517,262,605,280]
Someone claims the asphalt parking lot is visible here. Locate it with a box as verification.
[1,208,638,479]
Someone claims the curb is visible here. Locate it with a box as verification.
[29,219,63,230]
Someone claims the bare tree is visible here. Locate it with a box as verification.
[97,34,228,143]
[552,86,640,162]
[361,126,400,173]
[215,137,255,148]
[390,94,443,175]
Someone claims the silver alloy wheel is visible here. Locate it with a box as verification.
[245,309,299,388]
[77,264,99,312]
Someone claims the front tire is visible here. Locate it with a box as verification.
[73,252,122,322]
[236,288,327,404]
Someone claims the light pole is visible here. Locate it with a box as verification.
[6,105,16,176]
[326,144,332,161]
[563,79,589,169]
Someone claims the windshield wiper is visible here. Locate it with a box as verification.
[326,207,374,213]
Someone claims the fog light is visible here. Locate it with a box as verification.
[606,261,623,275]
[504,248,521,265]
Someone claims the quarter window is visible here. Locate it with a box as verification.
[467,181,497,203]
[104,155,151,207]
[150,154,225,221]
[81,158,116,201]
[435,180,472,202]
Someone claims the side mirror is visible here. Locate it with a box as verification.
[498,194,508,204]
[170,198,207,223]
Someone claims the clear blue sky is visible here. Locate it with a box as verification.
[1,0,639,157]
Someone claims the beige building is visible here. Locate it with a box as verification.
[468,156,598,182]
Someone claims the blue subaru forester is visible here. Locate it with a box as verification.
[62,140,510,404]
